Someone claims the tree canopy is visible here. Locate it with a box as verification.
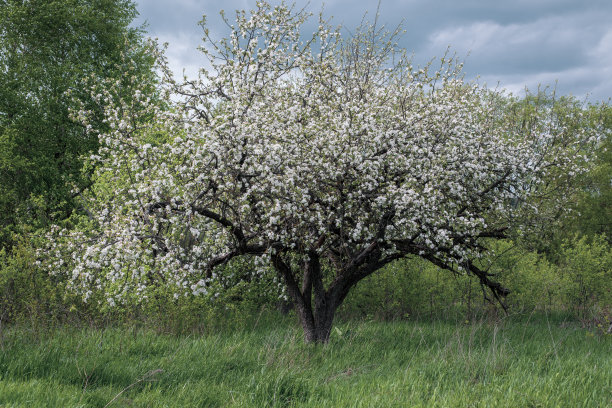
[48,2,603,342]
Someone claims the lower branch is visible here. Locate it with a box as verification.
[423,254,509,312]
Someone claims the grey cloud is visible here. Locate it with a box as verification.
[134,0,612,101]
[424,13,606,73]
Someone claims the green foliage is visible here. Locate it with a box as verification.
[0,0,159,325]
[570,104,612,241]
[0,317,610,407]
[342,258,484,320]
[559,234,612,316]
[484,240,566,312]
[0,0,155,247]
[342,235,611,321]
[478,235,611,320]
[0,237,58,324]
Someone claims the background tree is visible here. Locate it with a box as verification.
[0,0,155,248]
[499,94,611,257]
[570,104,611,242]
[48,2,602,343]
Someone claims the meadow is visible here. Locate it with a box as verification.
[0,313,610,407]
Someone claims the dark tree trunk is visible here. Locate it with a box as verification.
[311,289,338,343]
[294,298,337,343]
[270,244,401,343]
[272,252,340,344]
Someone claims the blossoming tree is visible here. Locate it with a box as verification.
[49,2,597,342]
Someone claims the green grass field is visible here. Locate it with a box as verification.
[0,314,610,407]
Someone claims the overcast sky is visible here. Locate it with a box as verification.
[134,0,612,102]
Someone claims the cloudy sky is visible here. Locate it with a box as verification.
[134,0,612,102]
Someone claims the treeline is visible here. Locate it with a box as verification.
[0,0,610,332]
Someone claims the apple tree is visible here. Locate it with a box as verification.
[48,2,599,342]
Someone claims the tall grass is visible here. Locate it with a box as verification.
[0,313,610,407]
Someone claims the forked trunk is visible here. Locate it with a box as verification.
[295,297,337,344]
[272,253,341,344]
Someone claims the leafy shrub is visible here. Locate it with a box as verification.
[485,240,567,312]
[559,234,612,316]
[0,237,58,324]
[341,257,483,320]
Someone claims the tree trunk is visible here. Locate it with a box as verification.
[294,293,337,343]
[271,248,398,344]
[272,253,339,344]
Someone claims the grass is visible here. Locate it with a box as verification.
[0,313,610,407]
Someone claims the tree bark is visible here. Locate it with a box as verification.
[272,252,338,343]
[294,298,336,343]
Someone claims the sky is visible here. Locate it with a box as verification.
[133,0,612,102]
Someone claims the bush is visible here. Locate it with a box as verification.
[485,240,567,312]
[559,234,612,316]
[341,257,484,320]
[0,237,59,325]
